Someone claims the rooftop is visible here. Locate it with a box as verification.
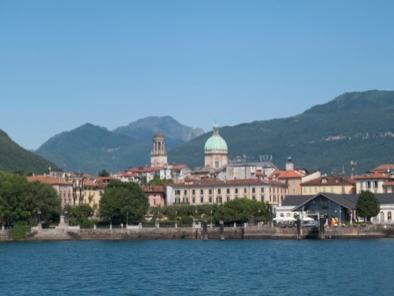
[302,176,355,186]
[27,175,71,186]
[171,178,286,188]
[282,193,394,210]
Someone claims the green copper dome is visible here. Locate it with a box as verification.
[204,125,228,152]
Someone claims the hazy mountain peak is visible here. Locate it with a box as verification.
[35,116,204,174]
[114,115,204,142]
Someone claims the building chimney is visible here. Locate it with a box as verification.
[286,157,294,171]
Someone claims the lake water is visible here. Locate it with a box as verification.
[0,240,393,296]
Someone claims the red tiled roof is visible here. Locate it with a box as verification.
[271,170,305,179]
[354,172,392,180]
[373,164,394,173]
[82,179,100,188]
[27,175,71,186]
[142,185,166,194]
[302,176,355,186]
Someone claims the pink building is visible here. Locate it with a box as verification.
[27,175,74,208]
[142,185,166,208]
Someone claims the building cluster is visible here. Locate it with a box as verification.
[26,125,394,225]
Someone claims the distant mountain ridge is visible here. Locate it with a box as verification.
[31,90,394,174]
[114,116,204,143]
[36,116,204,174]
[169,90,394,174]
[0,129,55,173]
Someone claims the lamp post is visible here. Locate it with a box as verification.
[64,210,69,225]
[37,209,42,229]
[175,210,178,228]
[1,214,4,231]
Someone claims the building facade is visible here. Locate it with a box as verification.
[166,179,287,207]
[142,185,166,208]
[27,175,74,208]
[277,193,394,225]
[301,176,355,195]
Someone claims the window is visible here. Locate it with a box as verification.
[218,189,221,194]
[200,197,204,203]
[192,190,195,195]
[209,189,213,195]
[200,189,204,195]
[388,212,392,221]
[209,197,212,203]
[244,188,247,194]
[184,190,187,195]
[235,188,239,194]
[252,188,256,194]
[192,197,195,204]
[175,190,181,195]
[227,188,230,194]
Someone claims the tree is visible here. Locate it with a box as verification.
[66,204,95,228]
[148,176,165,186]
[98,169,110,177]
[357,191,380,222]
[99,181,148,225]
[214,198,272,224]
[0,172,61,226]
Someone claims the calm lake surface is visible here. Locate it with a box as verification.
[0,240,393,296]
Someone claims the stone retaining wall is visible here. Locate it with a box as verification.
[1,226,393,242]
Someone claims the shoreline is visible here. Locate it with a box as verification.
[1,226,393,242]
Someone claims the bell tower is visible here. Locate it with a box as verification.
[150,133,168,167]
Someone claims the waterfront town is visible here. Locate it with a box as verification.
[20,124,394,232]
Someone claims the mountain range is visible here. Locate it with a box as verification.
[36,116,204,174]
[170,90,394,174]
[2,90,394,175]
[0,130,55,173]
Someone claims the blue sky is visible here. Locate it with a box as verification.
[1,0,394,149]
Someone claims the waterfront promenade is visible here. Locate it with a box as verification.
[1,224,393,242]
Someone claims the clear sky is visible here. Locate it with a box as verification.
[1,0,394,149]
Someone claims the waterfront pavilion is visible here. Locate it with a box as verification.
[280,193,394,225]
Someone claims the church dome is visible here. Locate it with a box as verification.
[204,125,228,152]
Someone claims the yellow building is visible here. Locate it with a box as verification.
[167,179,288,207]
[301,176,355,195]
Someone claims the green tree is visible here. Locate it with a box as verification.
[357,191,380,222]
[148,176,165,186]
[215,198,272,224]
[99,181,148,225]
[0,172,61,227]
[66,204,95,228]
[98,169,110,177]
